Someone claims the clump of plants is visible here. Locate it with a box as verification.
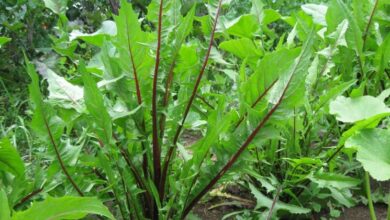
[1,0,389,219]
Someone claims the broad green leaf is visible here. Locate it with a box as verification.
[315,79,356,111]
[301,4,328,26]
[335,0,364,62]
[345,128,390,181]
[241,47,300,106]
[375,34,390,77]
[99,42,132,107]
[70,21,117,46]
[335,112,390,151]
[0,189,11,220]
[268,29,315,107]
[250,0,264,22]
[261,9,281,26]
[43,0,67,14]
[329,95,390,123]
[11,196,114,220]
[25,56,65,145]
[81,63,112,145]
[0,36,11,48]
[249,184,310,214]
[36,62,84,111]
[175,44,200,81]
[172,6,195,51]
[191,98,234,166]
[226,14,259,38]
[114,0,154,103]
[0,138,25,177]
[219,38,263,60]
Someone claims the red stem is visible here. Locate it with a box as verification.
[125,16,143,104]
[159,0,223,199]
[14,187,44,208]
[362,0,379,51]
[234,79,278,129]
[152,0,164,198]
[43,117,84,196]
[158,58,177,139]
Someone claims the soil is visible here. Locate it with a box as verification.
[337,204,388,220]
[192,203,389,220]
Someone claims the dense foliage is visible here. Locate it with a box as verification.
[1,0,390,219]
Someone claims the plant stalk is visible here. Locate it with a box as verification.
[44,117,84,196]
[159,0,223,200]
[362,0,379,50]
[365,172,377,220]
[151,0,164,193]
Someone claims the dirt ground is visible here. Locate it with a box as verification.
[192,203,388,220]
[338,205,388,220]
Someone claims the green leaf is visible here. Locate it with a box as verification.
[329,95,390,123]
[172,6,195,50]
[220,38,262,58]
[0,36,11,48]
[226,14,259,38]
[114,0,154,103]
[36,62,84,111]
[268,29,315,107]
[345,128,390,181]
[219,38,262,65]
[261,9,281,26]
[249,184,310,214]
[375,34,390,77]
[0,189,11,220]
[43,0,67,14]
[25,56,65,145]
[81,63,112,145]
[241,47,300,106]
[315,79,356,111]
[301,4,328,26]
[325,0,364,76]
[309,171,361,190]
[0,138,25,177]
[70,21,117,46]
[11,196,115,220]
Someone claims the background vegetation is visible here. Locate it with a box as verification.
[0,0,389,219]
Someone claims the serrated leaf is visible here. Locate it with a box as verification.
[249,184,310,214]
[81,63,112,145]
[301,4,328,26]
[309,171,361,189]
